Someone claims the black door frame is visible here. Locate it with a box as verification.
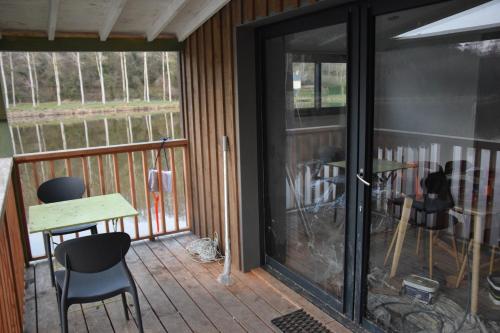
[235,0,457,331]
[257,2,359,318]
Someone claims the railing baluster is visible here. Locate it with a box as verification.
[156,151,167,232]
[127,152,139,239]
[49,160,55,178]
[169,147,179,231]
[97,155,109,233]
[142,150,153,239]
[182,146,192,229]
[112,154,125,231]
[31,162,40,199]
[81,157,91,197]
[65,158,72,176]
[12,140,190,259]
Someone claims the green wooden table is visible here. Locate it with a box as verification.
[29,193,138,234]
[329,159,414,174]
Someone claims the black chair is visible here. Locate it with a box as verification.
[385,168,459,278]
[412,170,459,278]
[54,232,143,333]
[37,177,98,286]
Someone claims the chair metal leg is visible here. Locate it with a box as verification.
[130,287,144,333]
[44,232,56,287]
[121,293,129,320]
[60,301,68,333]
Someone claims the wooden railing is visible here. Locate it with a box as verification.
[0,166,25,333]
[13,139,192,261]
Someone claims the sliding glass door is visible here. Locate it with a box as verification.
[261,5,355,312]
[364,1,500,332]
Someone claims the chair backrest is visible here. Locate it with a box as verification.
[37,177,85,203]
[422,169,455,206]
[54,232,131,273]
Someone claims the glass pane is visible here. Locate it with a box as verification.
[321,63,346,108]
[293,62,315,109]
[264,22,348,300]
[367,1,500,332]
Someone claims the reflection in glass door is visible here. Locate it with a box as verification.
[263,19,349,304]
[366,1,500,332]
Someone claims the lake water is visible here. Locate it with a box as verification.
[9,107,187,258]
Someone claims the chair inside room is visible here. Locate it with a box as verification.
[54,232,143,333]
[37,176,98,286]
[385,167,460,279]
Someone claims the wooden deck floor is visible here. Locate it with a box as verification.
[23,233,351,333]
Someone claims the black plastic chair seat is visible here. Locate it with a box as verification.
[55,263,130,302]
[50,223,98,236]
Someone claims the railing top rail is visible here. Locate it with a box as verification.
[13,139,188,164]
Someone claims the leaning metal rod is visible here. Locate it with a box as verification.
[218,136,232,285]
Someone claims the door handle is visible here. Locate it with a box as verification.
[357,170,371,186]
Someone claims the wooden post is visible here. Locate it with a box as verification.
[97,155,109,233]
[112,154,124,231]
[390,197,413,278]
[169,148,179,231]
[182,146,192,229]
[127,152,139,238]
[142,150,153,239]
[156,151,166,232]
[81,157,91,197]
[471,215,482,315]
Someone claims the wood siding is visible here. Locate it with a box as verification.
[0,173,25,333]
[181,0,319,268]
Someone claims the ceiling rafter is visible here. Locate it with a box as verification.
[99,0,128,41]
[176,0,230,41]
[47,0,61,41]
[146,0,188,42]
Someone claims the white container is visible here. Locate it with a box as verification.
[402,274,439,304]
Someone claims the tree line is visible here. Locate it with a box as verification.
[0,51,179,109]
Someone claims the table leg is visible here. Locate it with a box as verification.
[390,197,412,278]
[471,215,482,315]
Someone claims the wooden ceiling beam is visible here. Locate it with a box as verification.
[0,30,175,40]
[99,0,128,42]
[146,0,188,42]
[47,0,61,41]
[176,0,230,41]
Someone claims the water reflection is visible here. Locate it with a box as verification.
[10,108,186,257]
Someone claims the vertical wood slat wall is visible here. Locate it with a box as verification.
[181,0,318,268]
[0,175,25,333]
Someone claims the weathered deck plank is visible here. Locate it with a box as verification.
[162,237,274,333]
[24,233,350,333]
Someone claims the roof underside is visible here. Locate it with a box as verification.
[0,0,229,43]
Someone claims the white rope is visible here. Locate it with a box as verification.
[186,233,224,263]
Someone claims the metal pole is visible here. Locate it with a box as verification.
[218,136,232,285]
